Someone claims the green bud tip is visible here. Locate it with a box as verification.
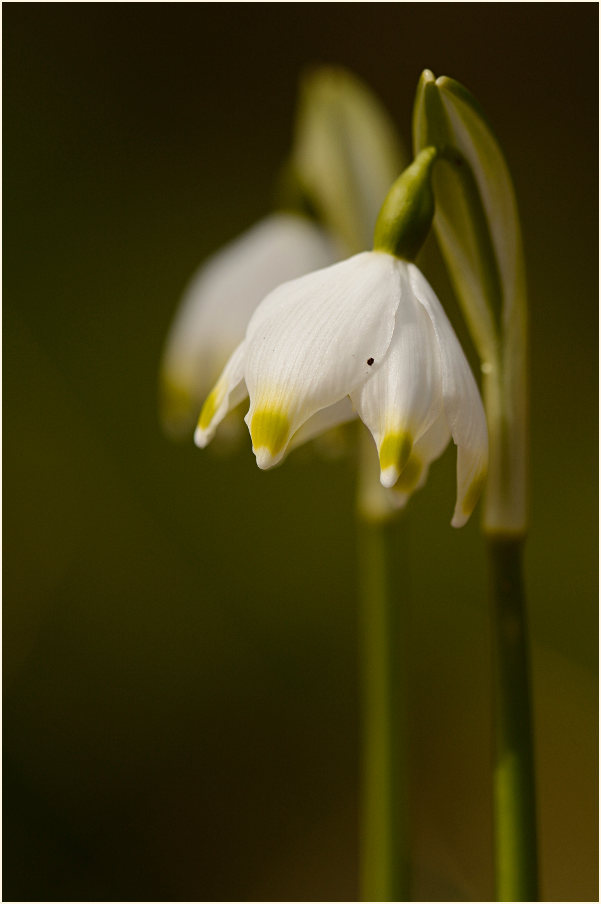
[373,146,438,261]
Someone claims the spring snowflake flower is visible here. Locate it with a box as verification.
[195,250,488,527]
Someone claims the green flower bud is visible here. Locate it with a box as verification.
[373,146,438,261]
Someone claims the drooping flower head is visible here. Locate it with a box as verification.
[195,149,488,527]
[195,246,487,527]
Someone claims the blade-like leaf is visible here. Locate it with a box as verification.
[413,71,505,361]
[413,70,528,533]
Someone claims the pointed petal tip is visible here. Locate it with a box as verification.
[247,407,290,470]
[378,431,413,488]
[194,426,210,449]
[451,510,469,529]
[380,466,400,489]
[253,446,279,470]
[452,469,486,527]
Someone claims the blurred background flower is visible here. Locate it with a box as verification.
[4,5,597,901]
[160,212,338,439]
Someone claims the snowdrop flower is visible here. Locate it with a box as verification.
[195,148,488,526]
[160,213,337,437]
[195,249,487,526]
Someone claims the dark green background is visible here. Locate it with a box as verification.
[4,4,598,901]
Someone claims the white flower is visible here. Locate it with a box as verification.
[159,213,338,437]
[195,250,488,527]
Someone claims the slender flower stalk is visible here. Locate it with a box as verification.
[488,537,538,901]
[358,519,411,900]
[414,71,537,900]
[357,429,411,902]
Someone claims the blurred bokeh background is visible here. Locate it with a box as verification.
[4,5,598,901]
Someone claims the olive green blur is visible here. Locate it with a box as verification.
[4,5,597,901]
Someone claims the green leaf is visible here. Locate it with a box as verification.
[413,70,528,534]
[414,70,525,361]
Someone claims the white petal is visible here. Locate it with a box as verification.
[160,213,338,436]
[194,342,247,448]
[414,411,452,469]
[351,264,442,489]
[408,264,488,526]
[243,251,403,469]
[288,397,357,451]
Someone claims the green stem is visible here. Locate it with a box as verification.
[358,514,411,902]
[488,536,538,901]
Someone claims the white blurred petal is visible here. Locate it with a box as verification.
[243,252,403,469]
[288,397,357,452]
[408,264,488,526]
[161,213,337,436]
[351,263,442,489]
[414,411,452,470]
[293,67,405,253]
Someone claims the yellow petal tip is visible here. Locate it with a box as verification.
[452,470,487,528]
[380,466,400,489]
[194,425,208,449]
[250,408,290,467]
[378,431,413,486]
[198,386,221,432]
